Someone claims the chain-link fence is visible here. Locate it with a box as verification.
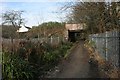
[89,30,120,68]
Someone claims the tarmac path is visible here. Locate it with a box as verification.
[49,41,100,78]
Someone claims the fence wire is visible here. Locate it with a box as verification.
[89,30,120,68]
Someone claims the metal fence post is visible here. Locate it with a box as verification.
[105,32,108,61]
[118,32,120,68]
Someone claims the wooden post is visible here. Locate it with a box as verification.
[10,37,14,53]
[51,36,53,44]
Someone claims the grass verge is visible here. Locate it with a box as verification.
[84,40,119,78]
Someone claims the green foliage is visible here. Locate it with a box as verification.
[87,40,96,49]
[39,22,64,28]
[40,42,73,73]
[27,22,65,38]
[0,52,2,63]
[2,41,73,79]
[1,25,19,38]
[3,52,34,79]
[1,21,65,39]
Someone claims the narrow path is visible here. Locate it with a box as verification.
[50,41,100,78]
[0,64,1,79]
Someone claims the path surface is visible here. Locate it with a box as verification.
[0,64,1,79]
[49,41,100,78]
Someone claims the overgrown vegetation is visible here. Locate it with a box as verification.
[63,2,120,34]
[2,41,73,79]
[1,22,65,39]
[27,22,65,38]
[1,25,19,38]
[84,40,119,78]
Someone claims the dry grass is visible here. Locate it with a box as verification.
[84,40,119,78]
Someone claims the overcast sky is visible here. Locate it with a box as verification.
[0,1,69,27]
[0,0,118,27]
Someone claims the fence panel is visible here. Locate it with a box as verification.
[2,36,67,51]
[89,30,120,68]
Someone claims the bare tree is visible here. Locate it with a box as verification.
[2,10,25,27]
[62,1,119,33]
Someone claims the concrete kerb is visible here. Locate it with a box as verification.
[64,41,80,59]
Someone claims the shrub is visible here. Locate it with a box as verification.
[3,52,34,79]
[2,40,73,79]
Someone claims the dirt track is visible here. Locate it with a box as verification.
[48,41,100,78]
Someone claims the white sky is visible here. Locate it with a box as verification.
[0,0,119,27]
[0,2,68,27]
